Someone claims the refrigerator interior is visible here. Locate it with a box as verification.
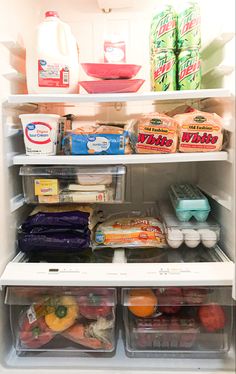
[0,0,235,372]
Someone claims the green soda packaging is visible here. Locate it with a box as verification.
[150,4,177,50]
[178,48,201,90]
[177,1,201,49]
[151,49,177,91]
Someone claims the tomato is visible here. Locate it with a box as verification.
[198,303,226,332]
[19,314,54,349]
[156,288,183,314]
[128,289,157,318]
[78,293,112,319]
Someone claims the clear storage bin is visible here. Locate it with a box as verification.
[20,166,126,204]
[160,202,220,248]
[5,286,117,357]
[122,287,233,358]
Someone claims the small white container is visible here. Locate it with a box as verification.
[20,114,60,156]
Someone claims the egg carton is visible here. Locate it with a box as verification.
[169,184,211,222]
[160,201,220,249]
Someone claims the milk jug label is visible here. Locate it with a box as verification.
[25,122,52,144]
[38,60,70,87]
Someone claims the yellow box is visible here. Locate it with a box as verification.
[34,179,59,196]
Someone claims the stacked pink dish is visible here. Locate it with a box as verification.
[79,63,144,94]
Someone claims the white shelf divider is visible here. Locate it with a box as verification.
[0,255,233,287]
[8,88,231,104]
[13,152,229,166]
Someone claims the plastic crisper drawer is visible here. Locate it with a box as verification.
[5,286,117,357]
[169,184,211,222]
[20,165,126,204]
[122,287,233,358]
[160,201,220,248]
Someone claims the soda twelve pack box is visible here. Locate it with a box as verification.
[150,2,201,91]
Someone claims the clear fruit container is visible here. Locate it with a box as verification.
[122,287,233,358]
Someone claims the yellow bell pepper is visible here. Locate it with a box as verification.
[45,296,78,332]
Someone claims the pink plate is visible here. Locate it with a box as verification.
[81,63,142,79]
[79,79,145,94]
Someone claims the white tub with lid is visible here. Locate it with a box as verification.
[20,114,60,156]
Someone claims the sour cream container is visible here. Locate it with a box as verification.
[20,114,60,156]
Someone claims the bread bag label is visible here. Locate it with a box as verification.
[136,118,177,153]
[179,116,222,151]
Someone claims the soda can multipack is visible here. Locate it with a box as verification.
[151,49,177,91]
[150,4,177,50]
[177,1,201,50]
[177,48,201,90]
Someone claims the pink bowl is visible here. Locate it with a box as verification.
[79,79,145,94]
[81,63,142,80]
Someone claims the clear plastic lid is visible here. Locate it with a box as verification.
[20,165,126,177]
[122,287,232,307]
[5,286,117,306]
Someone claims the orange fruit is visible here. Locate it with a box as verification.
[128,289,157,317]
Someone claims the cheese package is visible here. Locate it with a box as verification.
[62,121,131,155]
[174,111,224,153]
[94,215,167,248]
[128,113,178,154]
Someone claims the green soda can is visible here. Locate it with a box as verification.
[150,4,177,50]
[177,1,201,49]
[151,49,177,91]
[178,49,201,90]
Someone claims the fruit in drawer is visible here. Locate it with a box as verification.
[78,292,113,319]
[135,315,198,349]
[155,288,183,314]
[198,303,226,332]
[19,315,54,349]
[182,288,208,305]
[45,296,78,332]
[128,289,157,318]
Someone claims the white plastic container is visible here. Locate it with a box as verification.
[19,114,60,156]
[26,11,79,94]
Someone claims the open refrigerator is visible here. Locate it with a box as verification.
[0,0,235,373]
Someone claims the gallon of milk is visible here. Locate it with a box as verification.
[26,11,79,94]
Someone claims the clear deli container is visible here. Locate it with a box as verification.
[5,286,117,357]
[169,184,211,222]
[160,201,220,248]
[20,165,126,204]
[122,287,233,358]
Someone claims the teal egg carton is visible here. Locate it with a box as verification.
[169,184,211,222]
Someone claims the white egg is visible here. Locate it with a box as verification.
[167,229,184,248]
[182,229,201,248]
[199,229,218,248]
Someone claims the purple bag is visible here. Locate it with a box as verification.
[22,211,90,230]
[18,232,90,252]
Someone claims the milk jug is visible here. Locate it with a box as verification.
[26,11,79,94]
